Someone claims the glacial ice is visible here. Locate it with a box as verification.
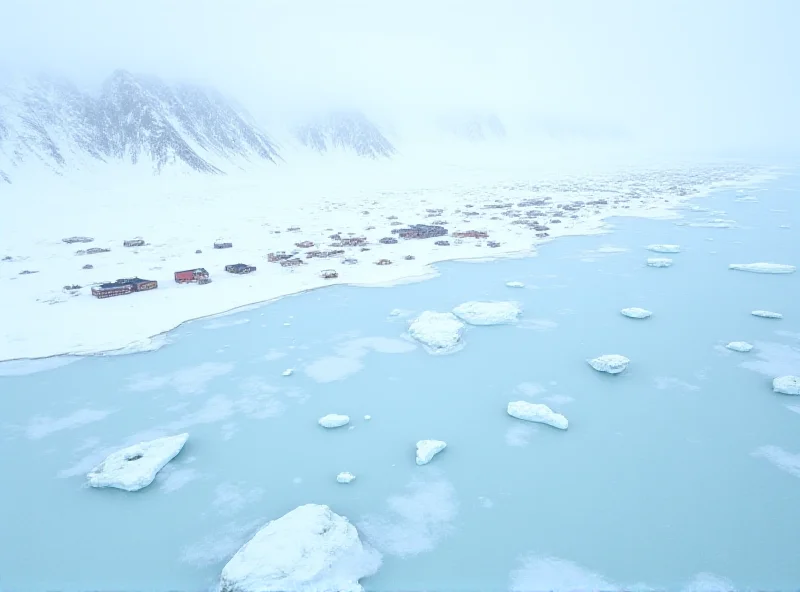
[588,354,630,374]
[506,281,525,288]
[337,472,356,484]
[773,376,800,396]
[752,310,783,319]
[86,433,189,492]
[407,311,465,354]
[620,307,652,319]
[726,341,753,352]
[729,262,796,274]
[319,414,350,428]
[219,503,381,592]
[282,369,294,376]
[646,257,673,268]
[646,244,681,253]
[452,301,522,325]
[416,440,447,465]
[507,401,568,430]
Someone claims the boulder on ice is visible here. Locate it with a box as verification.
[773,376,800,395]
[621,307,652,319]
[729,263,796,274]
[219,503,381,592]
[337,472,356,484]
[588,354,630,374]
[319,414,350,428]
[408,311,465,354]
[452,301,522,325]
[646,244,681,253]
[416,440,447,465]
[87,433,188,492]
[726,341,753,352]
[507,401,568,430]
[752,310,783,319]
[646,258,673,268]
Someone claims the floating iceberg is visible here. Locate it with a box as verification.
[646,244,681,253]
[282,369,294,377]
[408,311,465,354]
[507,401,568,430]
[506,281,525,288]
[416,440,447,465]
[588,354,630,374]
[452,301,522,325]
[219,503,381,592]
[620,307,652,319]
[729,262,796,274]
[773,376,800,395]
[319,414,350,428]
[752,310,783,319]
[337,472,356,484]
[646,258,673,268]
[87,433,188,492]
[726,341,753,353]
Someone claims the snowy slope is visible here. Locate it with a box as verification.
[294,111,395,158]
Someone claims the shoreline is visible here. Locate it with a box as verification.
[0,163,779,364]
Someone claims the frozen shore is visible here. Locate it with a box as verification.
[0,163,775,361]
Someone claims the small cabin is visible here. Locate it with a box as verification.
[341,258,358,265]
[225,263,256,274]
[341,237,367,247]
[379,237,398,245]
[375,259,392,266]
[175,268,211,284]
[434,240,450,246]
[124,238,145,247]
[280,258,304,268]
[404,255,415,260]
[214,241,233,249]
[295,241,315,249]
[320,269,338,279]
[91,277,157,299]
[268,251,290,262]
[452,230,488,239]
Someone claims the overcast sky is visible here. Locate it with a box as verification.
[2,0,798,156]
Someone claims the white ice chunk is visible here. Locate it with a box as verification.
[620,307,652,319]
[729,262,796,274]
[646,257,673,268]
[86,433,188,492]
[726,341,753,352]
[507,401,568,430]
[364,415,371,420]
[408,311,465,354]
[506,281,525,288]
[219,503,381,592]
[773,376,800,395]
[319,414,350,428]
[588,354,630,374]
[646,244,681,253]
[282,369,294,376]
[452,301,522,325]
[415,440,447,465]
[752,310,783,319]
[337,472,356,484]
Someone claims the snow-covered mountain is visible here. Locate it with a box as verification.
[0,70,279,184]
[294,111,395,158]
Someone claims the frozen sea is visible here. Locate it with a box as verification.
[1,177,799,592]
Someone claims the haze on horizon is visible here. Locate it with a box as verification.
[2,0,799,160]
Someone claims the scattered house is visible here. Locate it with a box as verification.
[404,255,415,260]
[82,264,94,270]
[225,263,256,274]
[329,233,341,240]
[487,241,501,248]
[375,259,392,265]
[92,277,157,299]
[536,232,550,238]
[295,241,315,248]
[19,270,39,275]
[390,221,403,226]
[280,258,304,268]
[174,268,211,284]
[341,237,367,247]
[287,226,301,232]
[62,236,94,244]
[365,225,376,231]
[63,284,81,292]
[394,224,448,240]
[434,240,451,246]
[306,249,344,259]
[320,269,338,279]
[341,258,358,265]
[533,225,549,232]
[379,237,398,244]
[453,230,488,239]
[124,239,145,247]
[387,215,398,220]
[195,249,203,253]
[360,247,370,252]
[268,251,291,262]
[214,240,233,249]
[76,247,111,255]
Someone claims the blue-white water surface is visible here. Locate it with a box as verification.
[1,178,799,592]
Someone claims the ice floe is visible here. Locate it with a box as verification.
[416,440,447,465]
[620,307,652,319]
[282,368,294,376]
[646,244,681,253]
[729,262,796,274]
[506,281,525,288]
[773,376,800,395]
[219,503,381,592]
[319,414,350,428]
[588,354,630,374]
[726,341,753,352]
[507,401,568,430]
[86,433,189,492]
[646,257,673,268]
[337,472,356,484]
[752,310,783,319]
[407,311,465,354]
[451,301,522,325]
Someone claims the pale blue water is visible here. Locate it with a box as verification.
[1,178,799,592]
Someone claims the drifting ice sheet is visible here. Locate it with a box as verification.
[416,440,447,465]
[620,307,652,319]
[646,244,681,253]
[86,433,189,492]
[319,414,350,428]
[773,376,800,395]
[452,301,522,325]
[337,472,356,484]
[646,258,673,268]
[219,503,381,592]
[588,355,630,374]
[729,263,796,274]
[726,341,753,352]
[507,401,568,430]
[408,311,465,354]
[752,310,783,319]
[506,281,525,288]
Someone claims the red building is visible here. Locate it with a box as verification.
[174,268,210,284]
